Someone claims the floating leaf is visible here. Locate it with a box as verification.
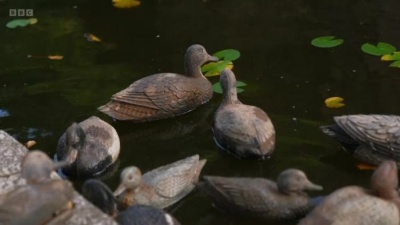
[202,61,233,77]
[381,52,400,61]
[213,49,241,61]
[25,140,36,148]
[325,97,345,108]
[212,81,247,94]
[361,42,396,56]
[112,0,141,8]
[311,36,344,48]
[6,18,37,29]
[389,60,400,68]
[84,33,102,42]
[48,55,64,60]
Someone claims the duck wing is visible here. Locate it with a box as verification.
[201,176,272,213]
[143,155,201,198]
[334,115,400,159]
[99,73,212,121]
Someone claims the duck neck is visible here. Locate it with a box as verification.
[185,59,203,78]
[222,87,239,105]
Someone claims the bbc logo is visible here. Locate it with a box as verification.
[9,9,34,17]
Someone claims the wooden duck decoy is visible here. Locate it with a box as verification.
[114,155,207,209]
[212,69,275,159]
[321,115,400,166]
[199,169,323,221]
[298,160,400,225]
[82,179,181,225]
[0,150,75,225]
[56,116,120,177]
[98,44,219,122]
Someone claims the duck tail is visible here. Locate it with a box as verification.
[320,124,359,153]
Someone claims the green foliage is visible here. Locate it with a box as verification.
[6,19,31,29]
[201,48,240,77]
[311,36,344,48]
[361,42,396,56]
[212,81,247,94]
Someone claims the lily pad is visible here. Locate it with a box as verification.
[212,81,247,94]
[381,52,400,61]
[311,36,344,48]
[389,60,400,68]
[213,49,241,61]
[6,19,32,29]
[112,0,141,8]
[202,61,233,77]
[361,42,396,56]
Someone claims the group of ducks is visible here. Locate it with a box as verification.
[2,44,400,225]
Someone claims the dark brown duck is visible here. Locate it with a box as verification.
[212,69,275,159]
[199,169,323,221]
[98,44,218,122]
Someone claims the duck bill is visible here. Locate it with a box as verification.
[305,181,323,191]
[208,55,219,62]
[113,184,127,196]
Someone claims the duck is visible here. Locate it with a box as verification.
[98,44,219,122]
[114,154,207,209]
[212,69,275,159]
[56,116,120,177]
[0,150,75,225]
[320,115,400,166]
[298,160,400,225]
[199,169,323,221]
[82,179,181,225]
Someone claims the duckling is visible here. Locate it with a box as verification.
[212,69,275,159]
[56,116,120,177]
[321,115,400,166]
[82,179,181,225]
[98,44,219,122]
[114,155,206,209]
[199,169,323,221]
[298,160,400,225]
[0,150,75,225]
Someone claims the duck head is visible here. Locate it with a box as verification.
[184,44,218,77]
[82,179,118,217]
[114,166,143,196]
[371,160,399,200]
[220,69,239,104]
[21,150,68,183]
[63,123,86,168]
[276,169,323,194]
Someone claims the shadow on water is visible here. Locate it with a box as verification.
[1,0,400,224]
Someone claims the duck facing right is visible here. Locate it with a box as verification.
[212,69,275,160]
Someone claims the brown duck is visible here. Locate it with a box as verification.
[114,155,206,209]
[199,169,323,221]
[212,69,275,159]
[298,160,400,225]
[0,151,75,225]
[321,115,400,167]
[98,44,218,122]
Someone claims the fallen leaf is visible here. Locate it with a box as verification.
[325,97,345,108]
[25,140,36,148]
[112,0,141,8]
[356,162,377,170]
[48,55,64,60]
[84,33,102,42]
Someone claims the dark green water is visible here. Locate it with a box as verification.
[1,0,400,224]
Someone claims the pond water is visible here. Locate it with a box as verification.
[1,0,400,224]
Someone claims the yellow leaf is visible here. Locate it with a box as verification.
[84,33,102,42]
[25,140,36,148]
[112,0,141,8]
[27,18,38,25]
[325,97,345,108]
[48,55,64,60]
[381,52,400,61]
